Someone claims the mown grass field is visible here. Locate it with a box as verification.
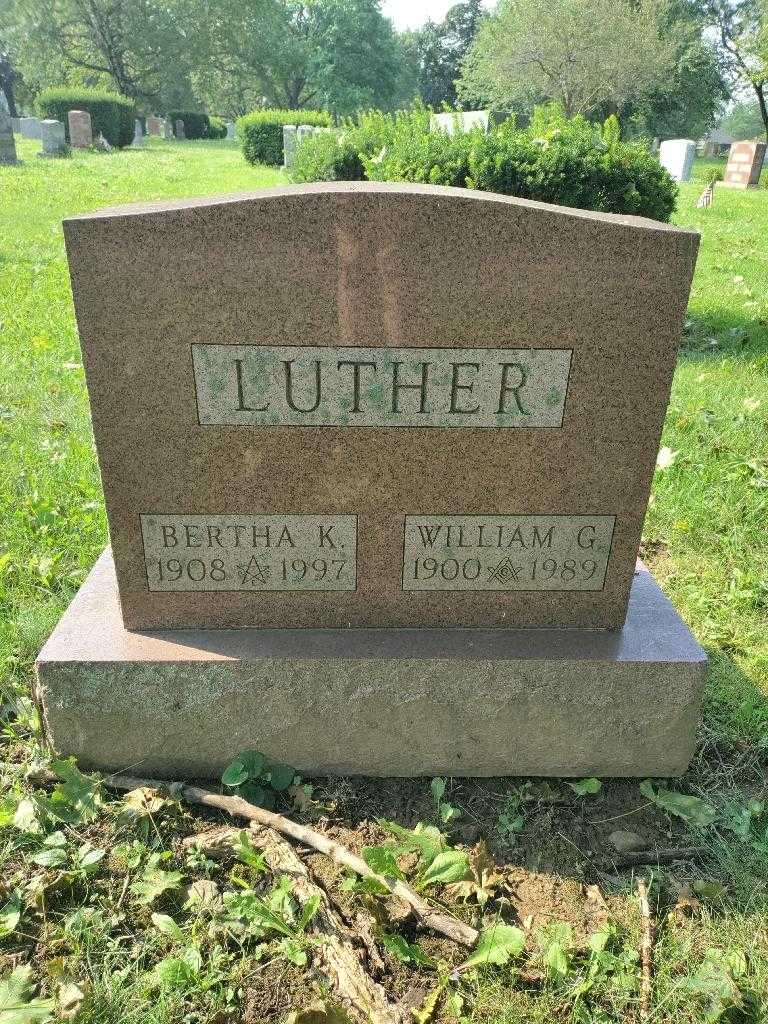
[0,136,766,1023]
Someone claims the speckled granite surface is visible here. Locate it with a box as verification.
[63,183,699,629]
[35,550,706,777]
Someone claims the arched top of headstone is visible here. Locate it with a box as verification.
[63,180,698,631]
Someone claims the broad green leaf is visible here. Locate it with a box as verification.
[439,803,460,824]
[362,846,405,880]
[296,894,321,933]
[277,937,308,965]
[74,844,105,872]
[0,897,21,938]
[567,778,602,796]
[267,763,295,792]
[151,913,184,941]
[0,966,55,1023]
[640,781,716,827]
[430,778,446,802]
[48,759,103,823]
[238,783,276,809]
[31,847,68,868]
[380,932,434,967]
[221,758,249,788]
[223,891,294,936]
[419,849,469,887]
[130,854,184,904]
[377,820,446,867]
[461,923,526,969]
[544,942,570,979]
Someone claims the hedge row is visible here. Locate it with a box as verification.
[290,105,678,222]
[238,109,332,166]
[168,110,227,140]
[36,87,135,148]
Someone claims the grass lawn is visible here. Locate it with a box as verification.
[0,136,767,1023]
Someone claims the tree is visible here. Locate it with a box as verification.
[0,46,21,115]
[697,0,768,140]
[621,1,729,139]
[458,0,682,117]
[196,0,403,116]
[414,0,486,108]
[1,0,200,103]
[720,97,766,135]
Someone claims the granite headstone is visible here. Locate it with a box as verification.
[38,119,67,157]
[0,108,19,164]
[722,140,766,188]
[68,109,92,149]
[37,182,707,778]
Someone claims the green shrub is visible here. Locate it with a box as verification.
[167,110,219,140]
[291,130,365,182]
[293,103,678,222]
[36,87,135,148]
[208,116,227,140]
[237,109,332,166]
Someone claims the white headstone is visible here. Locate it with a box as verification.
[658,139,695,183]
[226,121,235,140]
[20,116,42,140]
[430,110,490,135]
[283,124,297,168]
[38,119,67,158]
[132,118,144,146]
[163,119,173,139]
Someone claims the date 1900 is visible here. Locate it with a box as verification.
[410,556,599,585]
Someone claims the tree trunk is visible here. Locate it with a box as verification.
[753,80,768,142]
[0,58,18,116]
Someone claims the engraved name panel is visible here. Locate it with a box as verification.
[141,514,357,592]
[402,515,615,591]
[192,344,572,428]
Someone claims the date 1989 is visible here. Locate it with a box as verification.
[409,556,601,589]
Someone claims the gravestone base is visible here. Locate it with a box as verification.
[36,549,706,780]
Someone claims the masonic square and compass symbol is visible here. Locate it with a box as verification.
[486,556,523,585]
[237,555,272,587]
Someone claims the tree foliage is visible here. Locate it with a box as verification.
[458,0,683,117]
[412,0,485,108]
[697,0,768,139]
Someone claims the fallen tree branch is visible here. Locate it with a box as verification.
[188,824,403,1024]
[107,774,478,948]
[637,878,654,1023]
[592,846,705,871]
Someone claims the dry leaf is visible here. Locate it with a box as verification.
[656,446,678,470]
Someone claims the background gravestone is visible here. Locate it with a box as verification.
[67,109,92,149]
[282,124,297,168]
[163,119,173,139]
[37,182,706,780]
[658,139,695,182]
[132,119,144,146]
[175,119,185,139]
[146,116,163,137]
[430,110,489,134]
[38,119,67,157]
[722,140,766,188]
[20,116,42,140]
[226,121,235,140]
[0,108,19,164]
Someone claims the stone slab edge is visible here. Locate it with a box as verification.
[35,549,708,779]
